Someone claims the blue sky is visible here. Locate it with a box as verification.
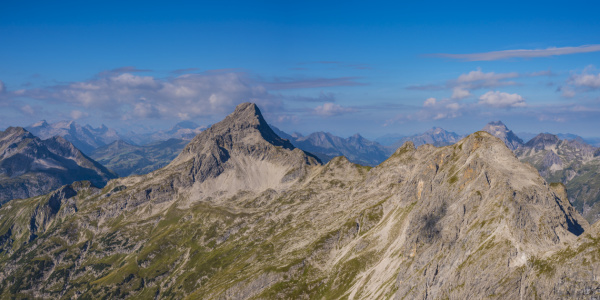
[1,1,600,139]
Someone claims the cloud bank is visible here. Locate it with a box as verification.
[478,91,526,108]
[313,102,356,116]
[7,68,365,122]
[433,45,600,61]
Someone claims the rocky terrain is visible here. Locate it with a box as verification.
[27,120,122,155]
[516,133,600,223]
[90,139,189,177]
[0,127,117,205]
[1,103,600,299]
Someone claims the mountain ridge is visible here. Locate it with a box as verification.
[0,103,595,299]
[0,126,117,205]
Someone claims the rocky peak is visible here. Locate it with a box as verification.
[350,133,363,139]
[43,136,80,157]
[488,120,505,126]
[524,133,559,149]
[1,127,34,140]
[169,103,320,189]
[0,127,36,157]
[30,120,49,128]
[202,102,294,150]
[482,120,523,150]
[428,127,444,134]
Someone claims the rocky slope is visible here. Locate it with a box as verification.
[0,103,596,299]
[516,133,600,223]
[482,121,523,150]
[0,127,117,205]
[27,120,122,155]
[90,139,189,177]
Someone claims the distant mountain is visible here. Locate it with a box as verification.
[269,125,296,142]
[121,121,206,145]
[0,127,117,205]
[90,138,189,177]
[26,120,121,154]
[585,137,600,147]
[482,121,523,150]
[515,133,600,223]
[270,126,389,166]
[390,127,463,149]
[518,131,600,146]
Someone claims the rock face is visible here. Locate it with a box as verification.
[0,127,117,205]
[90,138,189,177]
[482,121,523,150]
[0,103,597,299]
[270,127,389,166]
[390,127,463,149]
[27,120,122,155]
[516,133,600,223]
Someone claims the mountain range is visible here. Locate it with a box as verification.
[388,127,463,149]
[271,126,389,166]
[1,103,599,299]
[20,118,600,225]
[0,127,117,205]
[516,133,600,223]
[90,138,190,177]
[26,120,206,154]
[120,121,206,146]
[26,120,122,155]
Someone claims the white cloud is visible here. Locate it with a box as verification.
[570,66,600,89]
[419,97,464,120]
[561,86,576,98]
[434,44,600,61]
[0,80,5,94]
[478,91,526,108]
[451,87,471,99]
[572,74,600,88]
[20,105,34,115]
[20,71,278,121]
[423,97,437,107]
[70,110,89,120]
[314,102,355,116]
[131,102,161,119]
[456,69,518,83]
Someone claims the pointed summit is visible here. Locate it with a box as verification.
[193,102,294,150]
[482,120,523,150]
[167,103,320,193]
[487,120,505,126]
[30,120,49,128]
